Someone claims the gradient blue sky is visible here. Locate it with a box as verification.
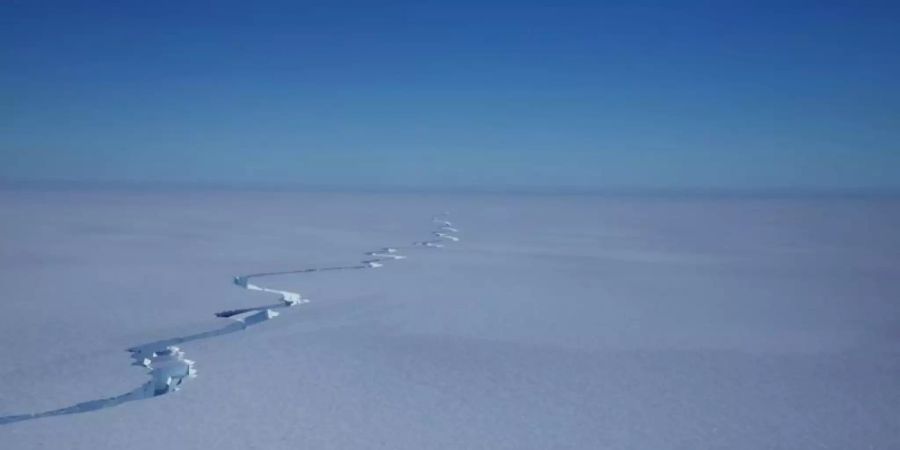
[2,1,898,190]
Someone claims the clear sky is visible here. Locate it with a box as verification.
[2,1,898,191]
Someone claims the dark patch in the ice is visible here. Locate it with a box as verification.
[0,215,460,426]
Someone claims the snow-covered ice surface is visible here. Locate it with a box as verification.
[1,189,899,449]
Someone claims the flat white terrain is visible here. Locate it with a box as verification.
[1,190,898,449]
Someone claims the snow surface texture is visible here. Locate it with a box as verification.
[0,207,459,425]
[1,190,899,449]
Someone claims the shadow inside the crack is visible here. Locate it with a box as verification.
[1,310,281,426]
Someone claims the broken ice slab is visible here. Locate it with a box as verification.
[236,308,280,326]
[433,232,460,241]
[279,290,309,306]
[365,251,407,259]
[147,346,197,395]
[242,283,308,305]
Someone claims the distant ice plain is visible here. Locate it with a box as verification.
[1,190,898,449]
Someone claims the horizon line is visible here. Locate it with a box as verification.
[2,179,899,199]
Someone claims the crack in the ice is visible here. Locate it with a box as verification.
[0,215,460,426]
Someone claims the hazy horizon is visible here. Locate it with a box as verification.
[4,178,900,197]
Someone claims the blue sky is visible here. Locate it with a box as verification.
[2,1,898,190]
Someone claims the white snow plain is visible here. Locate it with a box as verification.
[1,189,899,449]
